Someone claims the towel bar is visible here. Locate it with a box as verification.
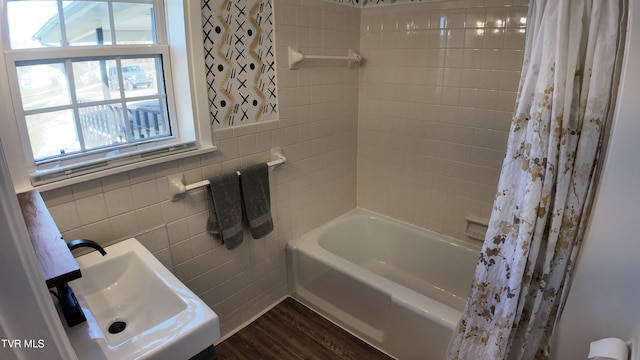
[168,147,286,201]
[288,46,362,69]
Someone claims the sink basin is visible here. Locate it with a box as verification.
[60,238,220,360]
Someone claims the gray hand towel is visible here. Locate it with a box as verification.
[207,172,244,250]
[239,163,274,239]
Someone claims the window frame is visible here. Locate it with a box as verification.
[0,0,215,192]
[7,44,177,161]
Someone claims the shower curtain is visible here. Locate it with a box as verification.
[446,0,623,359]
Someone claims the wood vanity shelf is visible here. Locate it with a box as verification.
[17,190,81,288]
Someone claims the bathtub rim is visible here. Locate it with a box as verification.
[290,207,482,253]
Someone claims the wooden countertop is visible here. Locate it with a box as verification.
[17,190,81,289]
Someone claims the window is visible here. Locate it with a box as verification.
[16,55,171,161]
[2,0,213,188]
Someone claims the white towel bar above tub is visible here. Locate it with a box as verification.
[168,148,286,201]
[288,46,362,69]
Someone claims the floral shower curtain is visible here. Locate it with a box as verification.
[446,0,623,359]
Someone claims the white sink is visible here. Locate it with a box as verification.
[61,238,220,360]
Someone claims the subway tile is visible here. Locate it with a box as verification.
[153,248,174,273]
[484,28,505,49]
[109,212,139,241]
[506,7,528,28]
[137,226,170,253]
[100,172,130,192]
[322,9,336,30]
[277,1,296,26]
[219,137,241,162]
[505,28,527,49]
[441,87,460,106]
[213,127,234,141]
[41,186,74,206]
[426,29,447,48]
[161,199,187,223]
[128,166,156,185]
[480,49,503,71]
[187,212,209,238]
[104,187,135,217]
[238,134,258,157]
[296,6,310,28]
[465,8,487,28]
[443,68,462,87]
[458,88,479,109]
[381,12,398,32]
[156,176,171,202]
[167,219,190,245]
[136,204,164,231]
[480,69,502,90]
[174,249,216,282]
[396,12,414,31]
[48,202,81,232]
[72,179,103,200]
[430,12,448,29]
[447,10,466,29]
[446,29,465,48]
[462,48,484,68]
[460,68,481,88]
[444,49,465,67]
[485,7,508,28]
[171,239,194,265]
[494,111,515,130]
[457,0,486,9]
[412,11,430,30]
[131,180,160,209]
[472,128,496,148]
[476,89,499,110]
[397,30,414,49]
[500,70,521,91]
[497,90,518,112]
[501,50,525,71]
[464,28,485,49]
[75,194,109,225]
[191,232,214,255]
[76,222,114,249]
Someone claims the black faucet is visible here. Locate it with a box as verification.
[67,239,107,256]
[56,239,107,327]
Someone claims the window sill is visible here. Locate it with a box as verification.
[30,142,217,193]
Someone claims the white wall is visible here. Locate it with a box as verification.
[552,1,640,358]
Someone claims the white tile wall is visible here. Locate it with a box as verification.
[40,0,359,339]
[358,0,526,242]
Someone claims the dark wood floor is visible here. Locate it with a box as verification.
[216,297,394,360]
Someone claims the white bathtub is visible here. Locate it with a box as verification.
[287,208,480,359]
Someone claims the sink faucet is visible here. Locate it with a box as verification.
[67,239,107,256]
[56,239,107,327]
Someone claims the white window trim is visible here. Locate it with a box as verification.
[0,0,215,193]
